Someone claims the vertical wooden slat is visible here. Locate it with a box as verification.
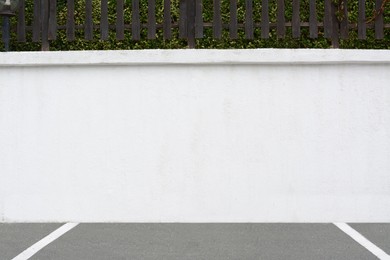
[292,0,300,38]
[85,0,93,40]
[132,0,140,40]
[195,0,203,38]
[48,0,57,40]
[324,0,332,38]
[2,16,10,51]
[230,0,238,39]
[41,0,50,50]
[309,0,317,38]
[32,0,41,42]
[375,0,384,39]
[147,0,156,39]
[116,0,125,40]
[67,0,75,41]
[330,1,339,47]
[179,0,187,38]
[276,0,285,38]
[213,0,222,39]
[163,0,171,39]
[17,0,26,42]
[261,0,269,38]
[245,0,253,39]
[358,0,366,39]
[101,0,109,40]
[340,0,348,39]
[187,0,195,47]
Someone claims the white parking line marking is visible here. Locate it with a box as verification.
[11,223,79,260]
[334,223,390,260]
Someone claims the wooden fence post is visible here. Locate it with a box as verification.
[163,0,171,39]
[179,0,187,39]
[32,0,40,42]
[330,1,339,48]
[85,0,93,40]
[41,0,50,51]
[187,0,196,48]
[309,0,318,38]
[195,0,203,39]
[67,0,75,41]
[358,0,366,39]
[2,16,11,51]
[261,0,269,38]
[213,0,221,39]
[375,0,384,39]
[17,0,26,42]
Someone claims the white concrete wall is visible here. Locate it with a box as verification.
[1,49,389,222]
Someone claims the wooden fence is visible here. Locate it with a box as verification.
[2,0,390,50]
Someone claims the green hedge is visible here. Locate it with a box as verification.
[3,0,390,51]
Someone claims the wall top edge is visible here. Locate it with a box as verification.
[1,49,390,66]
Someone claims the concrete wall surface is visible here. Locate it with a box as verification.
[0,49,389,222]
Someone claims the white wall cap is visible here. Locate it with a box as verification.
[1,49,390,67]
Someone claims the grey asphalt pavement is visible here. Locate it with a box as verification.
[0,224,62,260]
[350,223,390,256]
[1,224,389,260]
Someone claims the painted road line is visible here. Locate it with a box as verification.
[11,223,79,260]
[334,223,390,260]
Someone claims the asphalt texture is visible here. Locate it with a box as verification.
[1,224,388,260]
[0,224,62,260]
[350,223,390,256]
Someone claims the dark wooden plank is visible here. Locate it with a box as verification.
[309,0,317,38]
[132,0,140,40]
[276,0,285,38]
[375,0,384,39]
[245,0,253,39]
[101,0,109,40]
[2,17,11,51]
[292,0,300,38]
[230,0,238,39]
[85,0,93,40]
[330,1,339,47]
[324,0,332,38]
[17,0,26,42]
[187,0,195,47]
[261,0,269,38]
[339,0,348,39]
[358,0,366,39]
[195,0,203,38]
[41,0,50,50]
[48,0,57,40]
[213,0,222,39]
[147,0,156,39]
[32,0,41,42]
[179,0,187,38]
[116,0,125,40]
[67,0,75,41]
[163,0,171,39]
